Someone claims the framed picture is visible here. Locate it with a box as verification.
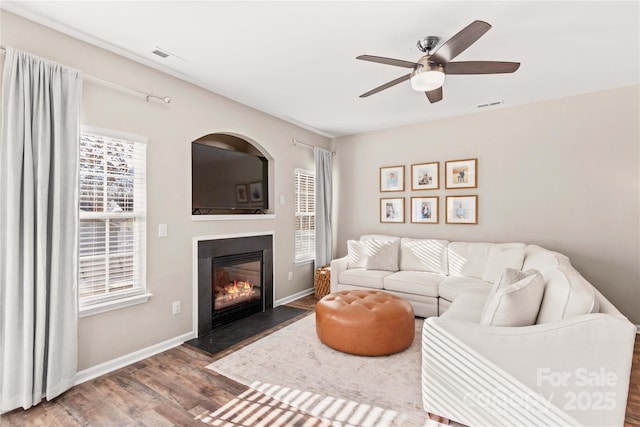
[411,162,439,190]
[446,195,478,224]
[380,165,405,192]
[380,198,405,223]
[445,158,477,189]
[235,184,248,203]
[411,197,439,224]
[249,182,263,202]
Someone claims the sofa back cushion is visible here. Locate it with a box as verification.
[360,234,400,243]
[400,238,449,274]
[481,244,526,283]
[448,242,494,279]
[347,240,368,269]
[522,244,569,277]
[536,258,599,323]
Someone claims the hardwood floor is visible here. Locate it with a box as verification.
[1,294,639,426]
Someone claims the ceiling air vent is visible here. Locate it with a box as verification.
[151,49,170,59]
[477,100,504,109]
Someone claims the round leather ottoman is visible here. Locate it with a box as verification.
[315,290,415,356]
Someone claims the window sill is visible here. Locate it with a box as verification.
[294,259,314,267]
[79,293,153,318]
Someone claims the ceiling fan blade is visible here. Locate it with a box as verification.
[430,20,492,64]
[425,87,443,103]
[356,55,419,69]
[359,74,411,98]
[446,61,520,74]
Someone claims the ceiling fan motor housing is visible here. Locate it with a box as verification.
[410,56,445,91]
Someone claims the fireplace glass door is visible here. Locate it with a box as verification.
[211,252,263,327]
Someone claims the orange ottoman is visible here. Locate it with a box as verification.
[316,290,415,356]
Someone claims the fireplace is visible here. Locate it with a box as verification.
[197,234,273,337]
[212,252,262,327]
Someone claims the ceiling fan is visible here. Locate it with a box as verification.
[357,20,520,103]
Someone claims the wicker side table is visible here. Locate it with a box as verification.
[314,265,331,299]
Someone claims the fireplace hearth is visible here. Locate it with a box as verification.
[197,234,273,337]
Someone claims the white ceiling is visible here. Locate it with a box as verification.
[3,1,639,137]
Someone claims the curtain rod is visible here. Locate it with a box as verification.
[0,45,171,104]
[292,139,335,155]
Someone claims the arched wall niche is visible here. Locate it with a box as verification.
[192,133,274,161]
[191,132,273,215]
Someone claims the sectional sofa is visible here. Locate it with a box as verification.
[329,234,636,426]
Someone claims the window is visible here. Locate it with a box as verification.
[294,169,315,263]
[79,127,148,315]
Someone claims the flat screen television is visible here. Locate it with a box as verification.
[192,140,268,214]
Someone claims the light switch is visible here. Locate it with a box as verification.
[158,224,168,237]
[280,195,285,205]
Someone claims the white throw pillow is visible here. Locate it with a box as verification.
[365,239,400,272]
[482,268,536,317]
[480,272,545,327]
[482,246,526,283]
[347,240,368,269]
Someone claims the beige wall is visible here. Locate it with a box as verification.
[2,9,639,375]
[334,86,640,324]
[1,11,331,370]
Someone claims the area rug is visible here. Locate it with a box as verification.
[204,313,429,427]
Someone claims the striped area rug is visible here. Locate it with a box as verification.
[205,314,428,427]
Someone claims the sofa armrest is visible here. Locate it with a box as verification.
[422,314,636,426]
[330,256,348,293]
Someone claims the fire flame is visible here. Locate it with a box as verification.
[222,280,255,300]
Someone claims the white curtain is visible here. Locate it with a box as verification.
[0,47,82,412]
[314,147,333,267]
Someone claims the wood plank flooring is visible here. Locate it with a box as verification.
[1,294,640,426]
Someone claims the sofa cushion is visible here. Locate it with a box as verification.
[481,245,526,283]
[522,244,569,277]
[536,259,599,324]
[480,273,545,326]
[438,276,493,302]
[365,239,400,271]
[449,242,526,279]
[383,271,444,298]
[338,269,392,289]
[441,293,487,323]
[400,238,449,274]
[347,240,368,269]
[360,234,401,243]
[447,242,494,279]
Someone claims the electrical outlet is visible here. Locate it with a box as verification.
[280,195,285,205]
[288,271,293,281]
[158,223,168,237]
[172,300,181,315]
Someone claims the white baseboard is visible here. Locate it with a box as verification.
[275,287,314,306]
[75,289,313,386]
[74,331,195,386]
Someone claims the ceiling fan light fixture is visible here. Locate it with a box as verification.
[410,64,445,92]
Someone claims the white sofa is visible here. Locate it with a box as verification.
[330,234,636,426]
[330,234,528,317]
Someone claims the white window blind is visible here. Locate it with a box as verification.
[294,169,315,263]
[79,127,147,309]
